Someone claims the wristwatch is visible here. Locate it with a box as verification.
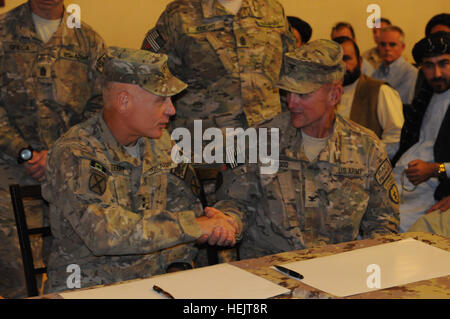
[437,163,447,181]
[17,146,33,164]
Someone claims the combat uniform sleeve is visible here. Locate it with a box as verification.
[141,7,185,81]
[83,31,107,120]
[280,7,296,53]
[0,108,29,160]
[42,143,203,257]
[360,143,400,237]
[215,165,261,241]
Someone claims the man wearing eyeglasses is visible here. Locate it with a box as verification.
[392,32,450,233]
[372,26,418,105]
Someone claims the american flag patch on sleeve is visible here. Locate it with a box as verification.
[142,28,166,53]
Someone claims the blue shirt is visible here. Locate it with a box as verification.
[372,57,418,105]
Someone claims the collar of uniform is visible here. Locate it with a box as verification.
[17,2,69,44]
[201,0,262,19]
[97,113,176,175]
[96,113,142,168]
[283,114,342,163]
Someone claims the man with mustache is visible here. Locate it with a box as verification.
[372,26,418,105]
[42,48,240,293]
[334,36,404,160]
[392,32,450,232]
[0,0,105,298]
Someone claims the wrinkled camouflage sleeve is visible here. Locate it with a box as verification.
[280,5,296,54]
[82,30,107,120]
[0,43,28,157]
[0,104,28,159]
[360,143,400,237]
[43,143,203,257]
[141,8,183,77]
[214,166,261,241]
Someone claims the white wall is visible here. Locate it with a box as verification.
[1,0,449,61]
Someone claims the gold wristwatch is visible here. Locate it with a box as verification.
[437,163,447,181]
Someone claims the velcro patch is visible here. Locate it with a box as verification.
[90,160,109,175]
[89,171,107,196]
[389,183,400,205]
[142,28,166,53]
[375,159,392,186]
[95,52,107,73]
[171,163,201,198]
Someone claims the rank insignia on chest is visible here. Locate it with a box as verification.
[89,171,107,196]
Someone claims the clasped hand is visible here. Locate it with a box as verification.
[196,207,239,247]
[23,150,48,183]
[405,159,438,186]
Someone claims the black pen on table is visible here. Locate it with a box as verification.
[274,265,304,280]
[153,285,175,299]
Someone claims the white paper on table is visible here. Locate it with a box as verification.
[273,238,450,297]
[60,263,290,299]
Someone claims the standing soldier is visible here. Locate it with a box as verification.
[142,0,295,263]
[0,0,106,298]
[142,0,294,131]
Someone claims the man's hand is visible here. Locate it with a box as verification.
[195,207,239,247]
[426,196,450,214]
[23,150,48,183]
[405,160,439,186]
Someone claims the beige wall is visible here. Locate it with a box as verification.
[1,0,449,61]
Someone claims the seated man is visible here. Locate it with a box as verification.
[372,26,418,105]
[362,17,392,70]
[330,21,375,76]
[334,36,404,159]
[42,48,240,293]
[425,13,450,36]
[217,40,399,260]
[392,32,450,232]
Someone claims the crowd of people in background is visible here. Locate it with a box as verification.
[0,0,448,298]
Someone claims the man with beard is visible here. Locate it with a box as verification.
[334,36,404,160]
[392,32,450,232]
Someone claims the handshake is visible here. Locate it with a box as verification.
[195,207,240,247]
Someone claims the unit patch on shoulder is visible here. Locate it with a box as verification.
[89,171,107,196]
[389,183,400,205]
[375,159,392,186]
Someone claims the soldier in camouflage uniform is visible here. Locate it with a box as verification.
[142,0,295,262]
[0,0,105,298]
[142,0,295,130]
[42,47,241,293]
[216,40,400,260]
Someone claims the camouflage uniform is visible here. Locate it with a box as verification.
[42,47,206,293]
[0,2,105,298]
[142,0,295,129]
[216,40,400,260]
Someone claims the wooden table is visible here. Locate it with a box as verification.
[34,232,449,299]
